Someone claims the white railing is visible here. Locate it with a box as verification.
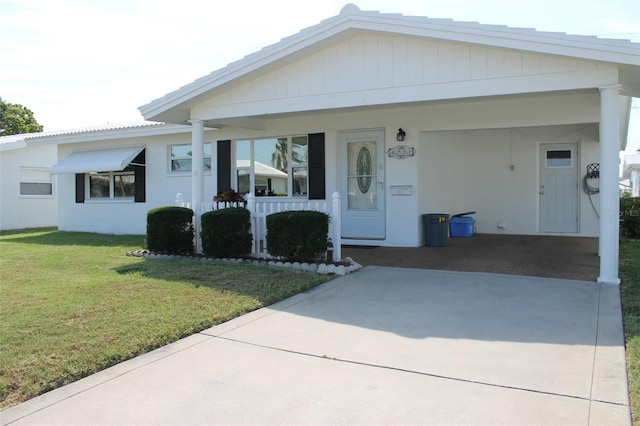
[176,192,342,262]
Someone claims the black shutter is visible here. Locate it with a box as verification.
[217,140,231,193]
[133,150,146,203]
[308,133,325,200]
[75,173,85,203]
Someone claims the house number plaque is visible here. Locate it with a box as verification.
[387,145,415,159]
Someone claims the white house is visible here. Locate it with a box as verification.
[623,153,640,196]
[0,134,57,230]
[33,4,640,284]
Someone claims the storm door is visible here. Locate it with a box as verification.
[341,130,385,239]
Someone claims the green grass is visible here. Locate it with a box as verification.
[620,238,640,424]
[0,228,332,409]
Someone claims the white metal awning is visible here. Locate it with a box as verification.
[51,146,144,174]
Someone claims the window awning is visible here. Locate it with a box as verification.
[51,147,145,174]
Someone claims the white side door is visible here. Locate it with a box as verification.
[540,143,579,233]
[341,130,386,239]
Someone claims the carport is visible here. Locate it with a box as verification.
[343,234,599,281]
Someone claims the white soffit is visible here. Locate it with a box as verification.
[51,146,144,174]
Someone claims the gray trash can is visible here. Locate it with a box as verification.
[423,214,449,247]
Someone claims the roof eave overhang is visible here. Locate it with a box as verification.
[0,140,27,152]
[23,123,194,146]
[139,18,358,123]
[139,9,640,124]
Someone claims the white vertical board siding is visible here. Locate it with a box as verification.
[453,45,471,81]
[421,40,439,83]
[349,34,367,91]
[406,38,423,85]
[194,32,608,120]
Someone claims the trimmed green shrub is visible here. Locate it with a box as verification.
[621,197,640,239]
[201,208,252,258]
[147,206,194,254]
[267,211,329,262]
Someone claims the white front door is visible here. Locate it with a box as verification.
[540,143,579,233]
[341,130,386,239]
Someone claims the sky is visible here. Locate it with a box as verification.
[1,0,639,151]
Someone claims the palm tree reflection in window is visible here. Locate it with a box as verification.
[271,138,304,172]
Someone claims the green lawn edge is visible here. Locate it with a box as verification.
[0,229,333,409]
[621,238,640,424]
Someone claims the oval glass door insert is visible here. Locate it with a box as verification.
[356,146,372,194]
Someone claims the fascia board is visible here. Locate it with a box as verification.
[621,97,632,151]
[352,16,640,65]
[0,140,27,152]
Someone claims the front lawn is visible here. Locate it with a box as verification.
[0,228,332,409]
[620,238,640,423]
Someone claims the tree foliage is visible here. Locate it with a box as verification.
[0,97,44,136]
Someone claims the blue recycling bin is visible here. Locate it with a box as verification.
[449,216,475,237]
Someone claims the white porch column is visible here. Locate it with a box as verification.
[597,84,621,285]
[191,119,205,253]
[332,191,342,262]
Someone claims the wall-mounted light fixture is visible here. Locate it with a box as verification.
[396,128,406,141]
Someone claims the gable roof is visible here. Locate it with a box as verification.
[139,3,640,125]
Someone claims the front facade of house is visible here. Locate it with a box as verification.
[40,5,640,284]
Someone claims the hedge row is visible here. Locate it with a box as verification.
[146,207,330,262]
[201,208,252,258]
[621,196,640,239]
[266,211,329,262]
[146,206,195,255]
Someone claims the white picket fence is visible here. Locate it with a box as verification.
[176,192,342,262]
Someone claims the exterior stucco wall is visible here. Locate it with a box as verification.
[57,131,220,235]
[0,143,58,230]
[56,90,602,243]
[206,91,600,246]
[420,125,601,240]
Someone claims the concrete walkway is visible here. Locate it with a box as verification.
[2,267,630,425]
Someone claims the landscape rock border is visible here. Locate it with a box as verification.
[125,250,362,276]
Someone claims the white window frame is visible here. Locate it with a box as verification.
[234,135,308,198]
[86,170,135,201]
[168,143,212,174]
[545,149,574,168]
[19,167,54,198]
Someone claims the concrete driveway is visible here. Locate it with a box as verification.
[2,267,630,425]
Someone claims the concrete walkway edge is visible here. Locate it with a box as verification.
[1,279,345,425]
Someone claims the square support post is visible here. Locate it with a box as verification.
[597,84,621,285]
